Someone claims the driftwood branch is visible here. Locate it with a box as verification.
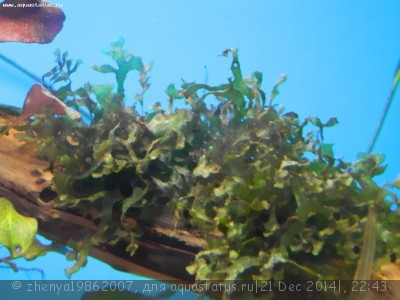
[0,117,202,282]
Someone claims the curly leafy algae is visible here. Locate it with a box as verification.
[7,42,400,296]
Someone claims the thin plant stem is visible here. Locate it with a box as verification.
[0,52,42,83]
[367,60,400,153]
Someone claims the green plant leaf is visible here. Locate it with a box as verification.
[0,197,38,257]
[92,64,116,73]
[252,71,263,84]
[321,143,334,157]
[193,155,221,178]
[325,117,339,127]
[65,243,90,278]
[165,83,183,100]
[121,185,148,218]
[270,74,287,104]
[91,84,114,109]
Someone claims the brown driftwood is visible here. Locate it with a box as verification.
[0,116,203,283]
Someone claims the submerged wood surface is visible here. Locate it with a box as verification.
[0,116,203,282]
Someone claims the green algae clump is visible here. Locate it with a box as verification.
[10,41,400,295]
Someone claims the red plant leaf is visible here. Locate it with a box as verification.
[0,0,65,44]
[20,83,80,120]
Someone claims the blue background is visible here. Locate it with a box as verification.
[0,0,399,283]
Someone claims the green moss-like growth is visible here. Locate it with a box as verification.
[9,41,400,295]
